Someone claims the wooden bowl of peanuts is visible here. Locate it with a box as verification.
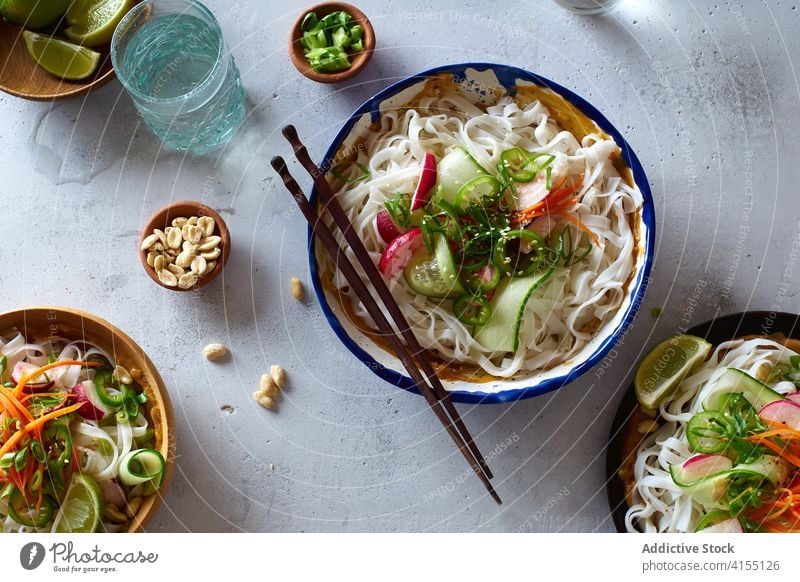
[139,201,231,292]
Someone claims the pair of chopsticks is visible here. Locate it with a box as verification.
[272,125,500,504]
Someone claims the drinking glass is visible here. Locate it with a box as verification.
[553,0,623,14]
[111,0,246,155]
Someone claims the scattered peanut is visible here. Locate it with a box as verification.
[253,364,287,412]
[290,277,305,301]
[202,343,228,361]
[129,367,143,381]
[260,374,278,397]
[253,392,275,409]
[112,365,133,385]
[271,364,286,389]
[637,419,661,434]
[142,213,224,288]
[105,505,129,524]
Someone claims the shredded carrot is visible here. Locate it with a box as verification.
[0,403,82,459]
[556,213,601,247]
[0,388,33,422]
[756,438,800,467]
[12,359,100,398]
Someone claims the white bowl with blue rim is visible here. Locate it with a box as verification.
[308,63,655,404]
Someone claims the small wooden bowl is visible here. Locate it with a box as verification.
[289,2,375,84]
[139,201,231,292]
[0,19,116,101]
[0,307,175,532]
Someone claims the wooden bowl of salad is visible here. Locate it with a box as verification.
[0,307,174,533]
[289,2,375,84]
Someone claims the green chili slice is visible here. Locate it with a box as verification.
[492,229,548,277]
[8,487,54,527]
[43,423,72,467]
[453,294,492,326]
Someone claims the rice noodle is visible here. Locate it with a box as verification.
[626,338,799,532]
[320,92,643,376]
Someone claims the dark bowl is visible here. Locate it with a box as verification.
[606,311,800,532]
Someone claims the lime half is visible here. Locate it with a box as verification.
[635,334,712,412]
[65,0,133,47]
[23,31,100,81]
[0,0,69,28]
[52,474,104,533]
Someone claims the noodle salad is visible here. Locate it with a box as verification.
[322,87,643,377]
[626,337,800,533]
[0,333,165,532]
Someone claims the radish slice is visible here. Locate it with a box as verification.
[410,152,437,210]
[72,380,112,420]
[787,393,800,405]
[701,518,743,533]
[378,228,423,277]
[376,210,403,244]
[675,454,734,484]
[11,361,55,392]
[759,400,800,430]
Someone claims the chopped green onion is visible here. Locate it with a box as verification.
[0,452,15,470]
[331,161,369,184]
[14,447,28,472]
[301,11,318,31]
[300,9,365,74]
[30,441,45,464]
[305,47,350,73]
[651,307,663,318]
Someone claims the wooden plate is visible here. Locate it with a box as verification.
[606,311,800,532]
[0,18,116,101]
[0,306,175,532]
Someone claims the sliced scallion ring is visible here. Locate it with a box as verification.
[118,449,165,488]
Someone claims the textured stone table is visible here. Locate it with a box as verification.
[1,0,798,531]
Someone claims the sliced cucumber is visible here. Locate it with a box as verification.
[436,147,489,205]
[403,235,466,299]
[670,455,791,509]
[702,368,785,412]
[473,263,557,352]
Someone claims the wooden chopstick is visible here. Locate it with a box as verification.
[271,156,501,504]
[280,126,495,481]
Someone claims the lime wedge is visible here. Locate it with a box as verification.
[52,474,104,533]
[65,0,133,47]
[0,0,69,28]
[22,31,100,81]
[635,334,712,412]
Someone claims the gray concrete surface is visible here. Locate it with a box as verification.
[1,0,798,532]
